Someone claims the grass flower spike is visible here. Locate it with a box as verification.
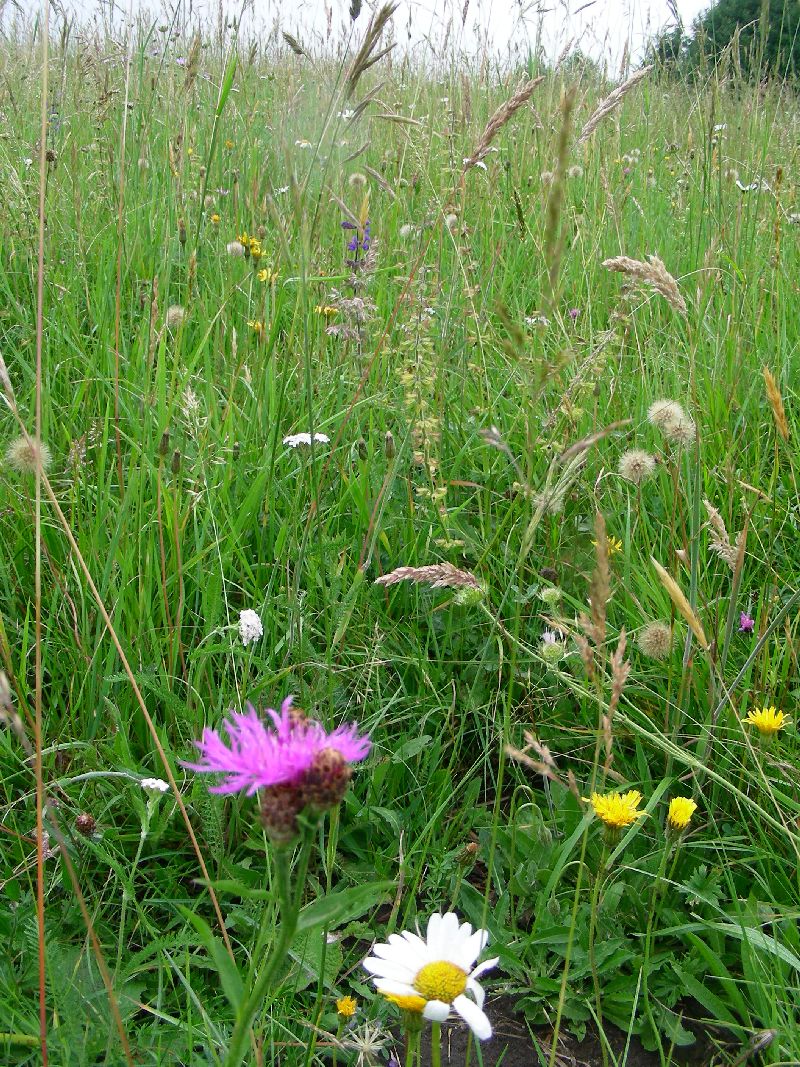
[744,705,790,736]
[667,797,697,832]
[364,912,497,1040]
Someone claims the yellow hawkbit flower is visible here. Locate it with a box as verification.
[247,320,265,338]
[586,790,646,830]
[667,797,697,832]
[257,268,278,283]
[592,536,623,556]
[743,705,790,736]
[383,991,427,1013]
[224,139,234,150]
[315,304,338,317]
[249,240,262,260]
[336,995,357,1018]
[211,213,220,224]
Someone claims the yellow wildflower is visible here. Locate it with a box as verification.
[247,320,265,338]
[257,268,278,283]
[224,139,234,150]
[586,790,646,830]
[744,705,790,736]
[592,536,623,556]
[210,213,220,225]
[314,304,338,317]
[336,995,357,1018]
[667,797,697,832]
[382,991,426,1014]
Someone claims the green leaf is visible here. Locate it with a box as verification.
[179,907,244,1011]
[296,881,394,934]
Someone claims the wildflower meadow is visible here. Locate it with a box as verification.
[0,2,798,1064]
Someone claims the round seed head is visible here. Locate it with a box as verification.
[618,449,657,484]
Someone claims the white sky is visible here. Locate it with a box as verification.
[16,0,713,65]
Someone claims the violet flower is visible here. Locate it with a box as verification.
[183,696,370,796]
[739,611,755,634]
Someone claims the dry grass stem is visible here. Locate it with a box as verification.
[282,32,308,57]
[577,65,653,144]
[589,511,610,648]
[345,3,398,99]
[763,366,789,441]
[704,499,743,570]
[604,629,631,772]
[652,557,710,650]
[375,563,481,589]
[505,730,560,782]
[0,351,15,406]
[462,76,544,171]
[602,254,688,316]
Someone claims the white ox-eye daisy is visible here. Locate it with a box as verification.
[363,912,497,1040]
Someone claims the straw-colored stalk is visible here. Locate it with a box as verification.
[602,254,687,316]
[763,366,789,441]
[462,76,544,171]
[374,563,481,590]
[344,2,398,99]
[577,65,653,145]
[652,558,710,650]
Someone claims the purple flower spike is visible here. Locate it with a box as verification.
[182,696,371,796]
[739,611,755,634]
[568,307,580,320]
[341,220,358,230]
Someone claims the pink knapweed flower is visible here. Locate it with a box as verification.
[739,611,755,634]
[182,696,370,796]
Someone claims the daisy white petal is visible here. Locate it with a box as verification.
[422,1000,451,1023]
[466,977,485,1009]
[453,994,492,1040]
[456,929,489,968]
[469,956,499,980]
[374,979,418,998]
[363,958,417,983]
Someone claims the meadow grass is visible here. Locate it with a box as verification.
[0,6,798,1065]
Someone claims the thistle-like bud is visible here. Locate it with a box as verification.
[159,429,170,457]
[171,449,181,475]
[384,430,395,458]
[178,218,187,246]
[302,748,353,810]
[357,437,368,460]
[260,782,307,844]
[75,813,96,837]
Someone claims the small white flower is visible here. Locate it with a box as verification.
[338,109,354,121]
[23,157,33,168]
[295,139,312,149]
[463,158,488,170]
[239,608,264,646]
[363,912,497,1040]
[275,185,290,195]
[140,777,169,796]
[283,432,330,448]
[713,123,727,133]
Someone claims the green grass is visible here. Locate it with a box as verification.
[0,8,798,1065]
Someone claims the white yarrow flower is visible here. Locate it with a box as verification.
[239,608,264,646]
[140,777,169,796]
[283,432,330,448]
[363,912,497,1040]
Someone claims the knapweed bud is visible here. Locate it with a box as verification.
[302,748,353,810]
[171,449,181,475]
[159,429,170,457]
[356,437,368,460]
[178,218,187,245]
[75,813,96,837]
[260,782,307,844]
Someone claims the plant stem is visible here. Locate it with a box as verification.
[224,835,313,1067]
[430,1022,441,1067]
[642,839,673,1064]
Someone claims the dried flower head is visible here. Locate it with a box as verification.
[663,415,696,447]
[637,621,673,660]
[618,449,656,484]
[647,399,686,433]
[6,436,52,475]
[227,240,246,257]
[603,254,687,316]
[166,304,186,328]
[348,172,368,189]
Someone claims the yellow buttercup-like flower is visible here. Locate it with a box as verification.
[257,268,278,283]
[744,706,790,735]
[336,995,357,1018]
[587,790,646,829]
[667,797,697,832]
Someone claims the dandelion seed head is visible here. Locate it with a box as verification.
[618,449,657,484]
[6,436,52,475]
[637,621,672,660]
[647,399,685,432]
[166,304,186,328]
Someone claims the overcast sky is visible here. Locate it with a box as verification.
[27,0,713,65]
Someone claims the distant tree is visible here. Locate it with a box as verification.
[643,0,799,80]
[687,0,800,79]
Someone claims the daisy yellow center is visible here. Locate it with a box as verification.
[383,992,427,1013]
[413,961,467,1003]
